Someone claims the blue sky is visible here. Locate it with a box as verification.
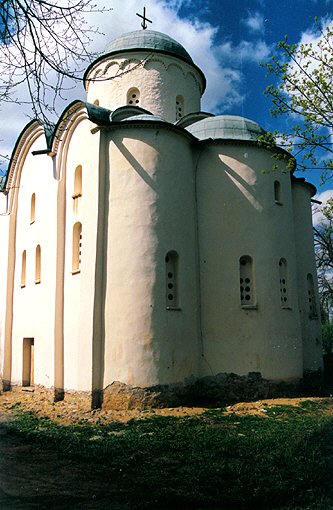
[1,0,332,198]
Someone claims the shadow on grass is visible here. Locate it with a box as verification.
[3,407,333,510]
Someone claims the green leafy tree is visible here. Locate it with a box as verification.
[261,22,333,181]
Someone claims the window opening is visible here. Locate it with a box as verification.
[127,87,140,106]
[22,338,34,386]
[176,95,184,120]
[72,222,82,273]
[21,250,26,288]
[35,245,41,284]
[307,273,317,318]
[30,193,36,224]
[73,165,82,215]
[239,256,255,307]
[165,251,179,309]
[274,180,282,204]
[73,165,82,198]
[279,258,289,308]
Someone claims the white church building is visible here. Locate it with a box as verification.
[0,29,323,406]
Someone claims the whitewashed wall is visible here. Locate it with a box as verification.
[292,182,323,372]
[102,124,200,387]
[10,134,57,387]
[86,53,203,123]
[197,143,304,381]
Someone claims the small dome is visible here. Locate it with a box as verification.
[103,30,193,65]
[186,115,265,141]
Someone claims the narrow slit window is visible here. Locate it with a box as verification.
[176,95,184,120]
[165,251,179,309]
[239,256,255,307]
[73,165,82,198]
[30,193,36,224]
[72,222,82,273]
[22,338,34,387]
[279,258,289,308]
[127,87,140,106]
[307,273,317,318]
[35,245,41,284]
[21,250,26,288]
[274,180,282,204]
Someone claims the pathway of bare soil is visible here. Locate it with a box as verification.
[1,386,331,425]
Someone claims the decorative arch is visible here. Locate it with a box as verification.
[119,58,142,71]
[144,57,168,71]
[167,62,187,77]
[184,70,202,91]
[5,120,45,214]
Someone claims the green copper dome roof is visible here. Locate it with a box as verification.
[103,30,194,64]
[186,115,265,141]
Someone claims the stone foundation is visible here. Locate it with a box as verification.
[3,371,324,410]
[101,370,324,410]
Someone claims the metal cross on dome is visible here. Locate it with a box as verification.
[136,7,152,30]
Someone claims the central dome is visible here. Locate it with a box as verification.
[103,30,194,64]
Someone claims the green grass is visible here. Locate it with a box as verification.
[4,401,333,510]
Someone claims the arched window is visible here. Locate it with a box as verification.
[307,273,317,318]
[35,245,41,284]
[279,258,289,308]
[72,222,82,273]
[30,193,36,224]
[165,251,179,309]
[176,95,184,120]
[239,256,255,307]
[274,180,281,204]
[127,87,140,106]
[21,250,26,288]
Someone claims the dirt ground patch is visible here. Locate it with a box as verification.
[1,387,332,425]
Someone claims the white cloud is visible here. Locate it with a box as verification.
[312,189,333,226]
[1,0,275,166]
[1,0,249,165]
[241,11,265,34]
[219,39,272,63]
